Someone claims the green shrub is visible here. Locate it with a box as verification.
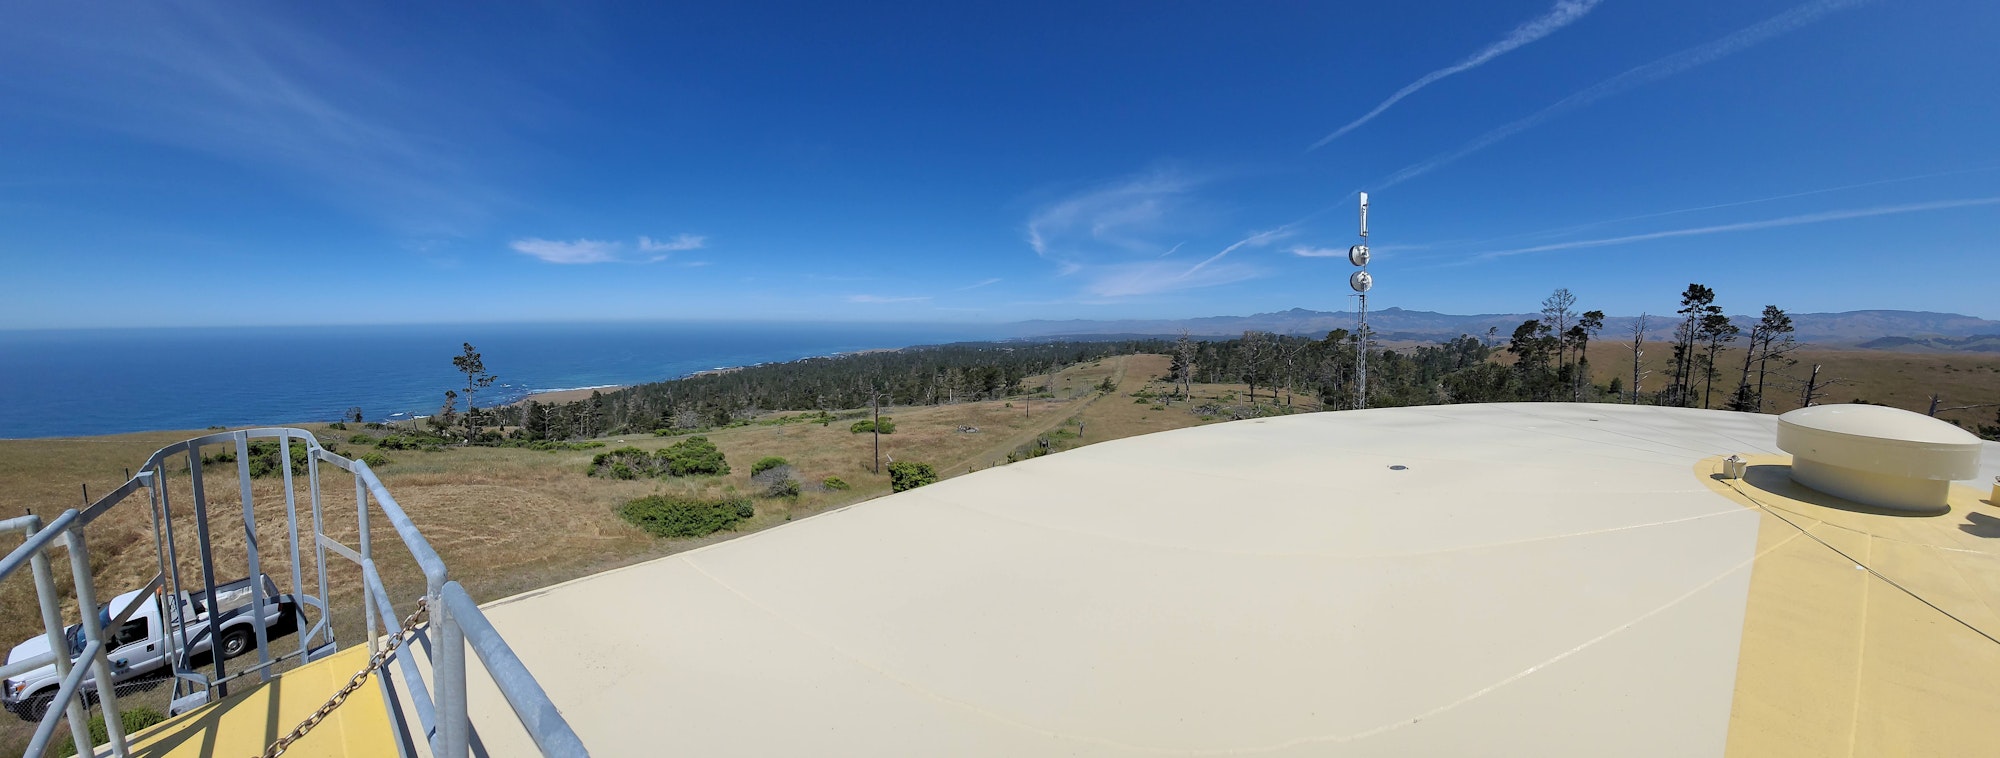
[822,476,850,491]
[888,461,938,492]
[358,451,392,468]
[377,433,449,452]
[618,495,754,538]
[56,707,165,757]
[348,433,376,445]
[201,440,317,478]
[849,417,896,434]
[659,436,730,476]
[588,447,658,478]
[327,421,348,431]
[498,439,605,452]
[750,456,789,476]
[588,439,729,478]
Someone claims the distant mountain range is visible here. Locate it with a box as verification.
[1008,308,2000,352]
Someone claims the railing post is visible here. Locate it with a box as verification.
[357,471,378,654]
[66,528,131,756]
[278,432,311,663]
[26,515,95,756]
[235,433,274,683]
[435,602,470,758]
[154,461,197,701]
[188,445,228,697]
[308,448,333,652]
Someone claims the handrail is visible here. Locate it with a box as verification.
[4,428,588,757]
[441,582,589,758]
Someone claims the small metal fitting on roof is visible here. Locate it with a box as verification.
[1722,455,1748,480]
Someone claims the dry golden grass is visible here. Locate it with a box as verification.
[1581,342,2000,428]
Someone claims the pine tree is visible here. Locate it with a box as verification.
[452,343,497,441]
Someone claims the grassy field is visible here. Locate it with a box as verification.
[0,346,1990,749]
[1580,341,2000,429]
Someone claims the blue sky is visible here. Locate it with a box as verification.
[2,0,1996,329]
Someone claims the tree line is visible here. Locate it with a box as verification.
[411,282,1996,444]
[485,340,1173,440]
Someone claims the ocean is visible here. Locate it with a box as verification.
[0,322,998,439]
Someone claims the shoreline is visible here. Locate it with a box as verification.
[504,346,906,408]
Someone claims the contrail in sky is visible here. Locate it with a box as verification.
[1422,165,2000,252]
[1472,196,2000,260]
[1378,0,1876,189]
[1309,0,1603,150]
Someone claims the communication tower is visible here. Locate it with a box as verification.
[1350,192,1373,409]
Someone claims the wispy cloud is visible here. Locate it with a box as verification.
[1024,172,1301,297]
[1186,226,1292,276]
[846,294,932,303]
[1025,172,1199,262]
[0,4,536,235]
[638,234,706,252]
[512,234,705,264]
[1309,0,1603,150]
[1471,196,2000,260]
[1288,245,1348,258]
[1379,0,1876,189]
[956,277,1002,291]
[1084,261,1263,298]
[511,238,625,264]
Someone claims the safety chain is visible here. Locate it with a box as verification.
[260,597,429,758]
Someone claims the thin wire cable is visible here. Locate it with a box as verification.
[1722,477,2000,647]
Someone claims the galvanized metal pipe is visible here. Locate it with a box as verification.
[308,447,334,653]
[20,513,95,755]
[357,469,378,655]
[155,461,197,700]
[442,583,589,758]
[279,431,311,664]
[363,562,438,743]
[187,445,228,697]
[435,605,469,758]
[65,529,130,756]
[0,510,76,581]
[22,640,103,758]
[235,433,274,683]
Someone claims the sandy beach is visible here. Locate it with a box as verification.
[506,386,626,407]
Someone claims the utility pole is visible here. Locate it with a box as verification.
[872,392,882,474]
[1349,192,1374,410]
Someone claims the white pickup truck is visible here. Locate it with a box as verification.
[3,575,298,720]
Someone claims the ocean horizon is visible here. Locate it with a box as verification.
[0,321,1000,439]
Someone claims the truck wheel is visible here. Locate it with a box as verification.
[20,692,53,722]
[219,627,255,660]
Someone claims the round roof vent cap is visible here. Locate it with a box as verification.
[1775,404,1984,513]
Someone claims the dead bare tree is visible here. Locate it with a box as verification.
[1172,330,1197,401]
[1791,364,1849,408]
[1628,314,1650,404]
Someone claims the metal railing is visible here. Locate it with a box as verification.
[0,428,587,757]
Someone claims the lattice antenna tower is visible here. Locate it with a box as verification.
[1349,193,1374,410]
